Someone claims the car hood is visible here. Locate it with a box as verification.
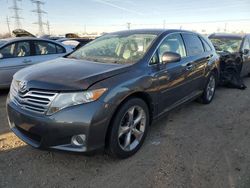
[14,58,131,91]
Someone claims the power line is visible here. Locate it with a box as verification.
[31,0,47,35]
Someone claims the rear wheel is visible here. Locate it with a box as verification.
[107,98,149,158]
[199,72,216,104]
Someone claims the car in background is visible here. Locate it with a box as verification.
[0,37,72,88]
[12,29,36,38]
[56,38,94,50]
[39,35,65,41]
[7,29,219,158]
[209,33,250,88]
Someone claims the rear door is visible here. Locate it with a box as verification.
[181,33,210,92]
[0,41,32,87]
[241,37,250,76]
[31,40,67,64]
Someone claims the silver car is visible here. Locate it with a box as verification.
[0,37,72,88]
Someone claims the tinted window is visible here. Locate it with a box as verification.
[150,53,159,65]
[158,33,186,63]
[0,41,30,58]
[56,45,65,53]
[200,37,212,52]
[243,38,250,50]
[34,41,57,55]
[0,43,16,58]
[16,42,31,57]
[182,33,204,56]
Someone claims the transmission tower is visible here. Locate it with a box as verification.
[9,0,23,29]
[127,22,131,30]
[31,0,47,35]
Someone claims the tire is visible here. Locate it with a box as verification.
[198,72,216,104]
[107,98,149,159]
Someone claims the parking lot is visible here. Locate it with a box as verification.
[0,79,250,188]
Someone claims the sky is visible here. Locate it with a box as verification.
[0,0,250,35]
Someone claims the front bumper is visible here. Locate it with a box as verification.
[6,96,113,152]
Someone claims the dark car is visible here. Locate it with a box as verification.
[57,38,94,50]
[7,29,220,158]
[209,33,250,88]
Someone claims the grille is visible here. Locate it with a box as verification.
[10,81,58,114]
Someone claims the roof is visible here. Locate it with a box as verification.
[0,37,67,47]
[108,29,193,36]
[209,33,247,40]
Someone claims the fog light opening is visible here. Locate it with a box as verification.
[71,134,86,146]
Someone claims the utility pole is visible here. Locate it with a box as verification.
[84,24,87,34]
[127,22,131,30]
[6,16,11,35]
[224,23,227,32]
[46,20,50,35]
[9,0,22,29]
[31,0,47,35]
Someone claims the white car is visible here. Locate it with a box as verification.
[0,37,73,88]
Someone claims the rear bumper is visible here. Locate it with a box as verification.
[6,96,113,152]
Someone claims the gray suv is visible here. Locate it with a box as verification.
[7,29,220,158]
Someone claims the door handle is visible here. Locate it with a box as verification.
[206,54,213,60]
[186,63,193,70]
[22,59,32,63]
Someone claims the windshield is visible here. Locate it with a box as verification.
[210,38,242,53]
[68,33,157,64]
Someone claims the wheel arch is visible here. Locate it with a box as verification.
[104,91,154,148]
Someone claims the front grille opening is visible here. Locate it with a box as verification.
[23,96,50,102]
[31,91,55,97]
[10,85,57,114]
[16,126,42,143]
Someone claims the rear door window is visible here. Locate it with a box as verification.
[34,41,57,55]
[182,33,204,56]
[200,37,212,52]
[56,44,66,53]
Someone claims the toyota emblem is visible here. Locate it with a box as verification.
[19,81,27,93]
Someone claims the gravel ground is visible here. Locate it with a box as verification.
[1,79,250,188]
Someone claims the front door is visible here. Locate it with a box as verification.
[150,33,193,115]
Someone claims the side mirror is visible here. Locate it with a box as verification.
[162,52,181,64]
[243,49,250,55]
[0,53,3,59]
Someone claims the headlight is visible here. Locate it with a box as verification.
[47,88,107,115]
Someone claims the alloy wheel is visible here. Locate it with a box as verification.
[118,105,146,151]
[206,75,216,101]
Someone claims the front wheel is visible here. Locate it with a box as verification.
[107,98,149,159]
[199,72,216,104]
